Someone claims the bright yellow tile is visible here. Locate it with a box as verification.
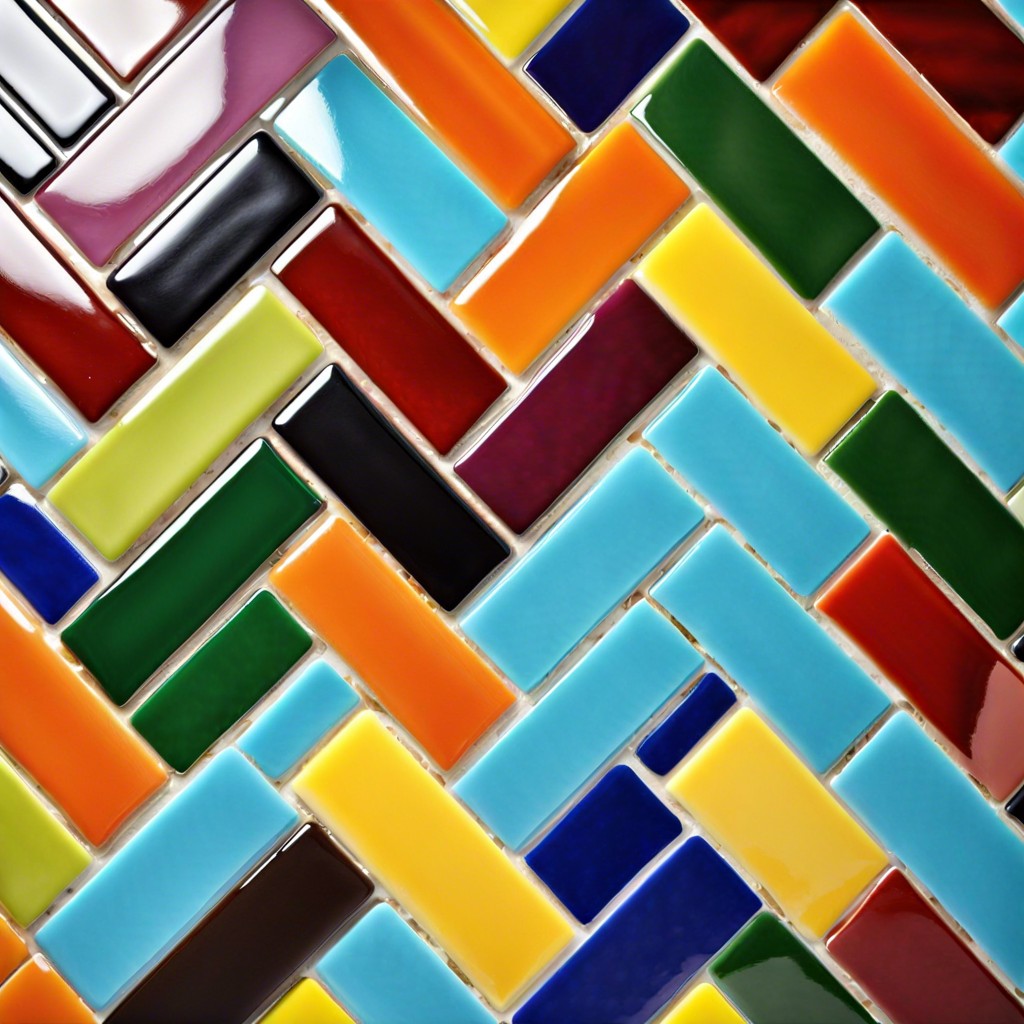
[293,712,573,1010]
[661,983,745,1024]
[637,205,876,454]
[668,707,887,937]
[450,0,573,58]
[260,980,353,1024]
[49,288,322,559]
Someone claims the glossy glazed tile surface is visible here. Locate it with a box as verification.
[0,99,54,193]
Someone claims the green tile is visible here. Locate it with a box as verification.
[63,441,321,706]
[827,391,1024,638]
[132,592,311,773]
[633,39,877,298]
[711,914,875,1024]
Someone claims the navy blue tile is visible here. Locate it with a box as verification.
[514,835,760,1024]
[526,765,682,924]
[525,0,688,132]
[637,672,736,775]
[0,490,98,622]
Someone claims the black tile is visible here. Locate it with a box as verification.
[1007,786,1024,827]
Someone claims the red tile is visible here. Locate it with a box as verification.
[817,533,1024,800]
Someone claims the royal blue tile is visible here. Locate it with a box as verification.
[526,0,688,132]
[0,488,97,623]
[636,672,736,776]
[514,835,759,1024]
[526,765,681,924]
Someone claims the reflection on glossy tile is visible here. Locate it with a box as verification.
[0,96,54,193]
[449,0,573,59]
[1000,290,1024,348]
[261,980,354,1024]
[0,957,95,1024]
[660,983,744,1024]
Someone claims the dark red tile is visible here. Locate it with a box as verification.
[456,281,696,533]
[828,870,1024,1024]
[817,533,1024,800]
[0,196,154,422]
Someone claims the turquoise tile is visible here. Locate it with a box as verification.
[651,526,889,772]
[454,601,701,849]
[826,233,1024,491]
[645,368,868,594]
[239,660,358,779]
[275,56,506,292]
[0,342,86,488]
[460,448,703,691]
[999,290,1024,348]
[317,904,492,1024]
[36,750,297,1009]
[834,712,1024,988]
[999,0,1024,33]
[1002,123,1024,179]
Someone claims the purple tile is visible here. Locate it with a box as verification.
[37,0,333,265]
[456,281,696,533]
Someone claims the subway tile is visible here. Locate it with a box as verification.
[447,0,573,59]
[0,957,95,1024]
[261,980,354,1024]
[0,96,54,193]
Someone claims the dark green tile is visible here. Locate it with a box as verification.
[711,914,876,1024]
[826,391,1024,638]
[132,592,311,772]
[62,440,321,705]
[632,39,877,298]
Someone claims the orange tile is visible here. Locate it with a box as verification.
[774,11,1024,309]
[0,919,25,986]
[451,123,688,373]
[0,587,165,845]
[0,958,94,1024]
[327,0,573,209]
[271,518,514,769]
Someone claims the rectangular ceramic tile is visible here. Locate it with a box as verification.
[0,957,95,1024]
[669,707,887,937]
[263,980,354,1024]
[645,368,869,595]
[774,11,1024,309]
[526,0,688,133]
[327,0,572,208]
[109,134,320,347]
[1001,291,1024,347]
[0,584,165,845]
[451,123,689,373]
[49,288,322,560]
[525,765,682,924]
[36,749,298,1009]
[0,96,54,193]
[826,391,1024,638]
[456,280,697,532]
[0,0,111,145]
[448,0,573,58]
[651,526,889,772]
[827,869,1024,1024]
[834,712,1024,988]
[132,592,311,773]
[271,518,512,770]
[818,534,1024,801]
[637,204,876,454]
[105,826,371,1024]
[293,712,573,1010]
[273,207,506,455]
[825,232,1024,492]
[461,449,702,691]
[0,756,90,926]
[662,984,744,1024]
[515,837,759,1024]
[274,365,509,611]
[0,488,97,623]
[455,602,701,849]
[275,55,506,292]
[239,660,359,780]
[0,915,26,984]
[634,39,877,298]
[0,197,154,422]
[317,903,493,1024]
[37,0,333,265]
[63,440,320,706]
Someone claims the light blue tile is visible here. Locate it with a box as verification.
[834,713,1024,988]
[454,601,701,849]
[275,56,506,292]
[1002,123,1024,180]
[645,368,868,594]
[825,233,1024,491]
[999,0,1024,32]
[999,290,1024,348]
[318,904,493,1024]
[36,750,297,1009]
[0,342,86,488]
[651,526,888,772]
[239,660,358,779]
[461,448,703,691]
